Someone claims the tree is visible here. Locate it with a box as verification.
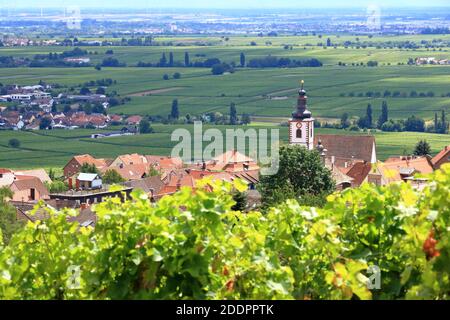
[45,181,68,193]
[80,163,99,174]
[148,166,160,177]
[441,110,448,134]
[211,63,229,75]
[258,144,335,208]
[51,101,58,113]
[0,187,23,244]
[39,117,52,130]
[96,87,106,95]
[366,104,373,128]
[414,140,431,156]
[84,104,93,115]
[160,53,167,66]
[326,38,332,47]
[8,139,20,148]
[404,115,425,132]
[173,72,181,79]
[80,87,91,95]
[240,52,246,67]
[102,169,125,185]
[340,113,351,129]
[231,191,247,211]
[241,113,251,125]
[48,168,56,181]
[163,74,169,80]
[434,112,439,133]
[377,101,389,129]
[169,52,174,67]
[229,103,238,125]
[184,52,190,66]
[139,119,153,134]
[170,99,179,120]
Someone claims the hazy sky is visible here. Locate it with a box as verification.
[2,0,450,8]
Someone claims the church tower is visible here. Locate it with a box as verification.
[289,80,314,150]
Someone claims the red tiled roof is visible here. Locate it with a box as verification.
[432,145,450,166]
[345,162,372,186]
[384,156,434,174]
[73,154,108,168]
[126,115,142,124]
[104,164,148,181]
[11,175,49,198]
[213,150,256,164]
[314,135,376,163]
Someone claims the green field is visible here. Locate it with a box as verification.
[0,125,448,170]
[1,34,449,169]
[1,66,450,121]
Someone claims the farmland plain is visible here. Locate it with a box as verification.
[0,34,449,169]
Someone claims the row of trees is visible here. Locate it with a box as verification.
[247,56,322,68]
[138,52,322,70]
[336,102,448,134]
[341,90,438,98]
[165,100,250,125]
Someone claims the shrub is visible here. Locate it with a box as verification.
[8,139,20,148]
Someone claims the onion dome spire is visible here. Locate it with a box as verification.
[292,80,312,120]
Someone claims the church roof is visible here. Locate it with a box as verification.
[314,135,376,164]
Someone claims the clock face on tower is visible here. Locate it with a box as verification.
[296,122,302,128]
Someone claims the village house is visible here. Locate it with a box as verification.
[103,164,148,181]
[63,154,110,182]
[431,145,450,170]
[76,173,103,190]
[313,135,377,168]
[124,176,166,201]
[368,156,435,188]
[126,115,143,126]
[0,169,49,203]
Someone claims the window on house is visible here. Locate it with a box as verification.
[296,128,302,138]
[30,188,36,201]
[0,174,3,178]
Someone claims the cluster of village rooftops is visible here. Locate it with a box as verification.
[1,83,449,227]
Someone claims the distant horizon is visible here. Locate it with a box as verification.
[2,0,450,9]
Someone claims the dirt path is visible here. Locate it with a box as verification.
[127,87,187,97]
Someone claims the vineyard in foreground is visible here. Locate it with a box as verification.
[0,165,449,300]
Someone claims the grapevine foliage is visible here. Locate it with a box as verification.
[0,165,449,300]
